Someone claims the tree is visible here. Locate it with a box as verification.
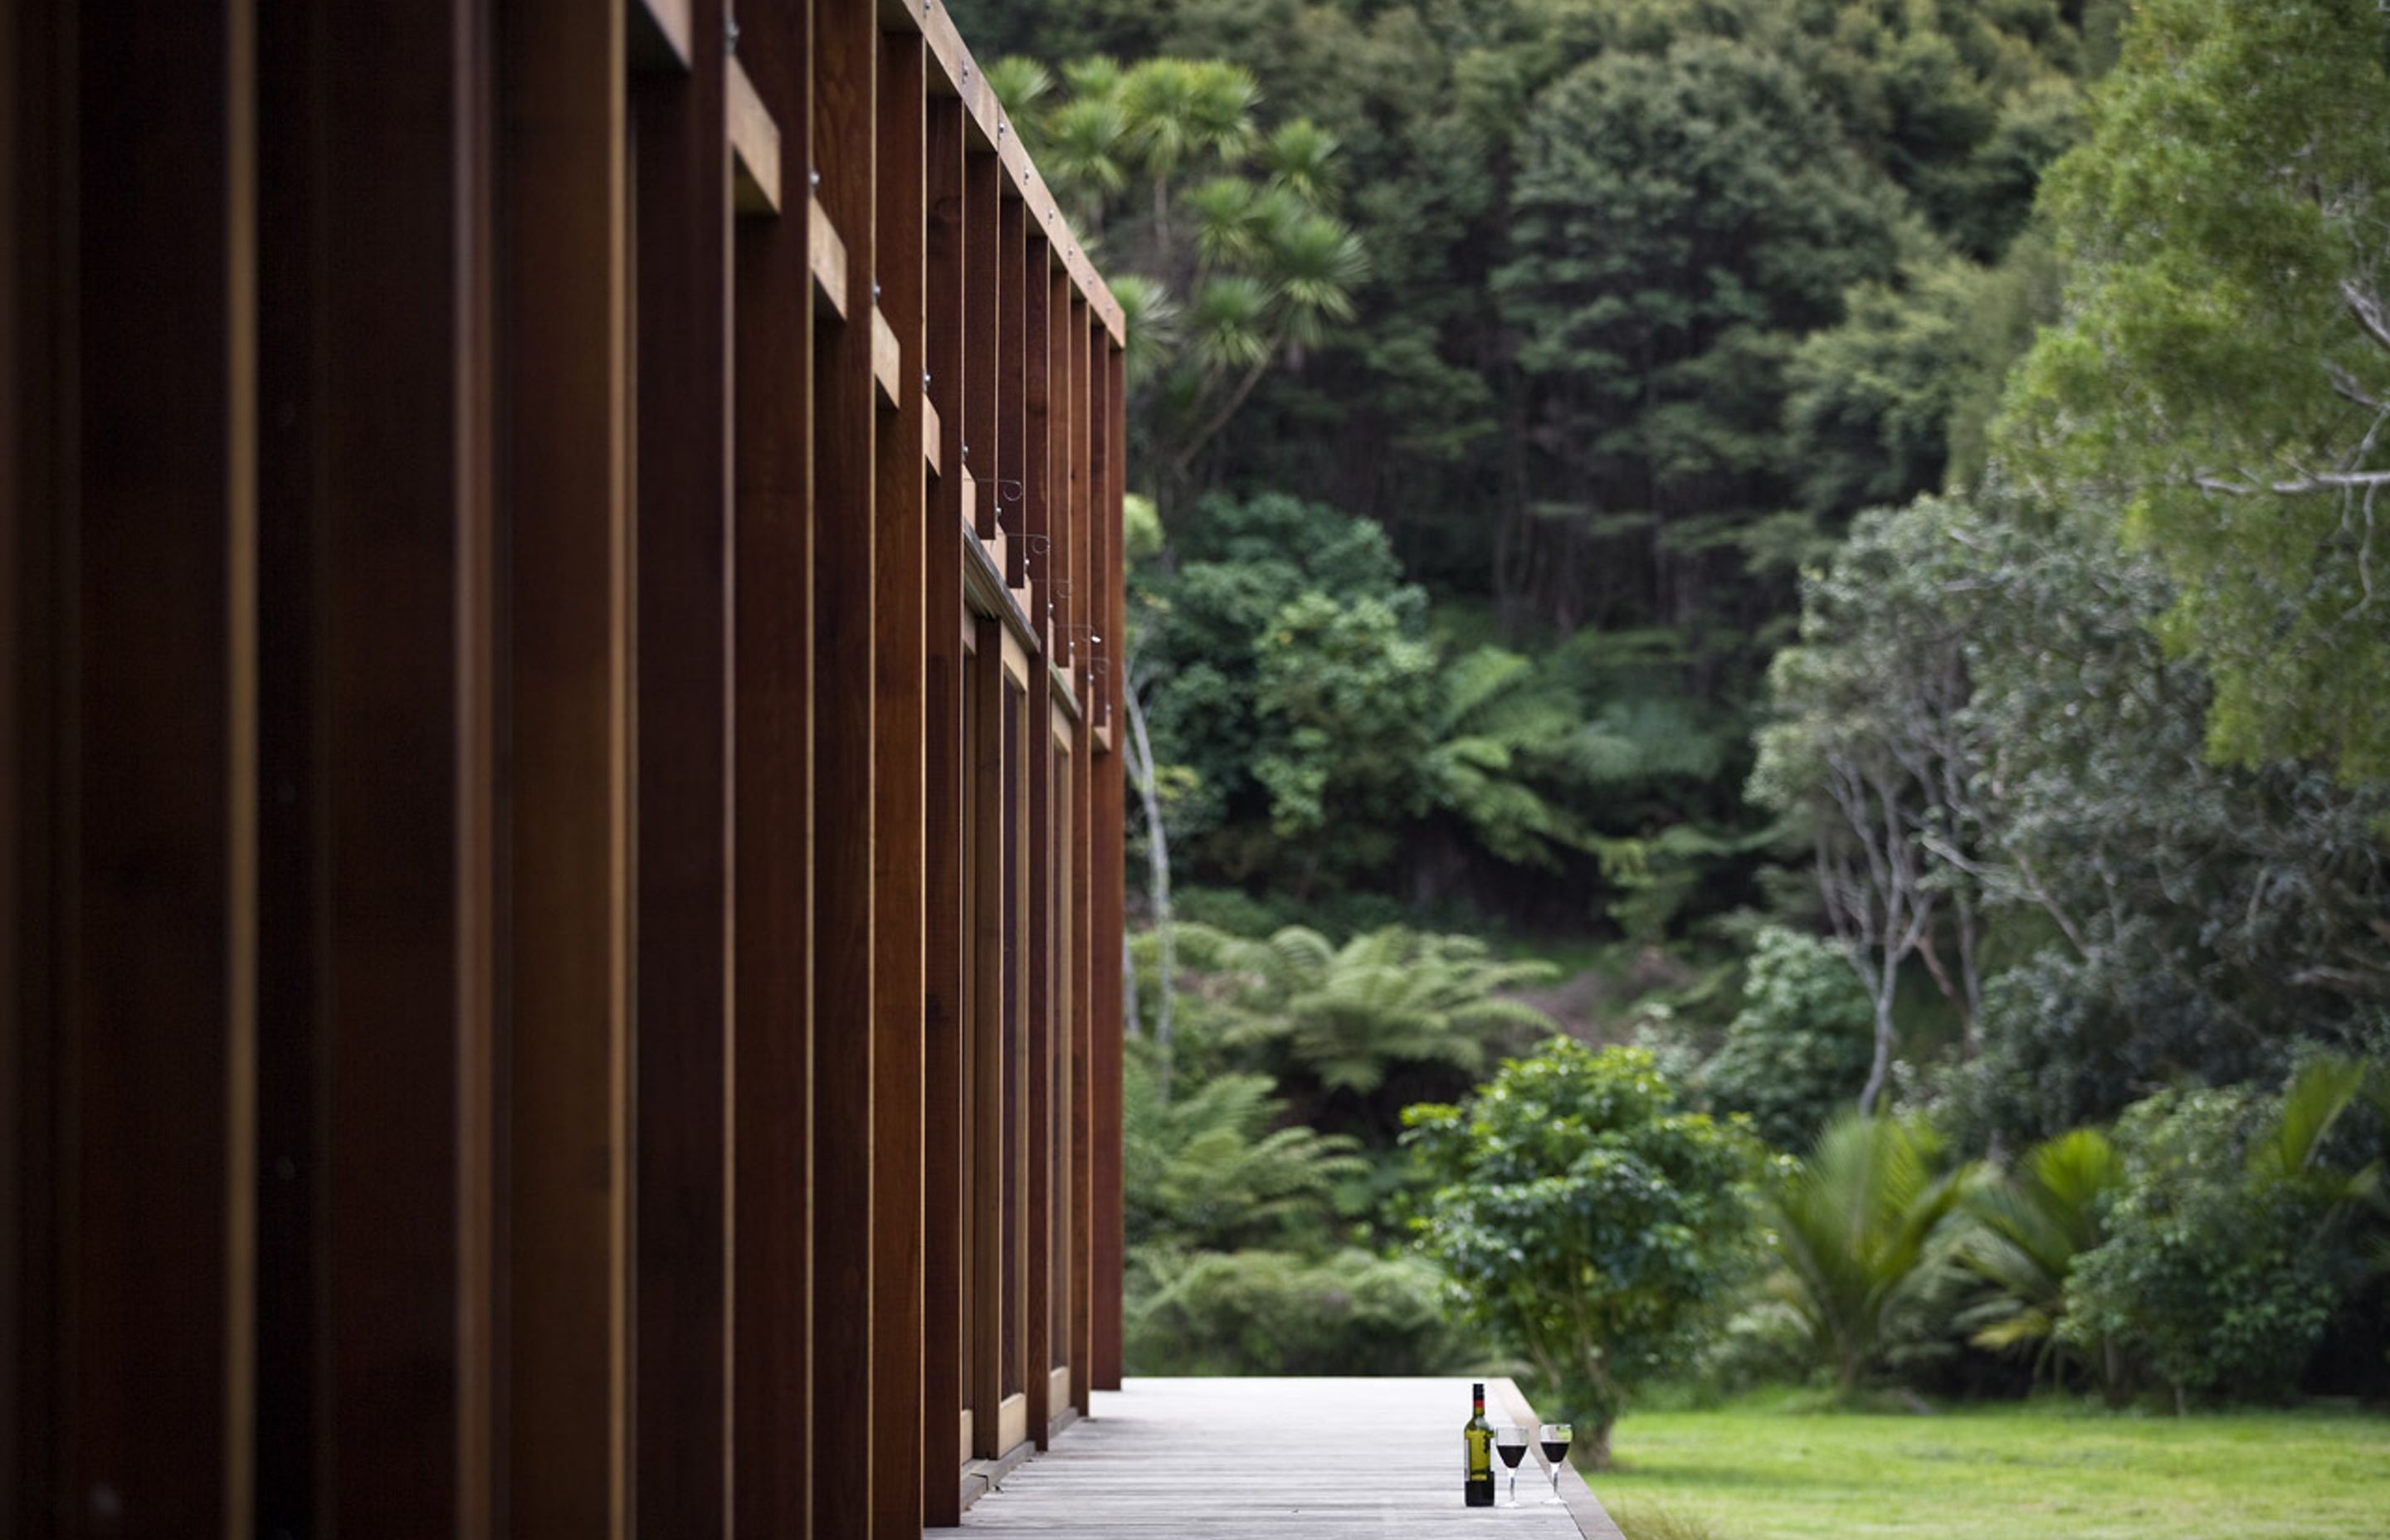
[1135,491,1435,891]
[1491,32,1903,640]
[1947,509,2390,1137]
[993,55,1366,510]
[1406,1041,1763,1467]
[1766,1112,1972,1391]
[2001,0,2390,781]
[1758,492,2390,1140]
[1702,926,1876,1151]
[1751,498,1992,1107]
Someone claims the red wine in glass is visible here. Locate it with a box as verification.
[1538,1423,1573,1504]
[1494,1425,1529,1507]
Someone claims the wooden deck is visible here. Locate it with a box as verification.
[935,1378,1627,1538]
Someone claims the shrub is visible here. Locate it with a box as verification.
[1407,1041,1764,1467]
[1123,1246,1478,1376]
[2061,1063,2383,1404]
[1701,926,1875,1149]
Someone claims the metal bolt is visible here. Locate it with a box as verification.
[725,15,739,52]
[811,167,822,189]
[871,280,882,301]
[923,369,932,389]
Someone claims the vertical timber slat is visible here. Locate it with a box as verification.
[316,0,500,1528]
[813,0,879,1528]
[631,0,736,1528]
[1092,343,1128,1391]
[871,22,930,1540]
[62,1,246,1528]
[919,84,971,1531]
[732,2,817,1536]
[501,1,632,1531]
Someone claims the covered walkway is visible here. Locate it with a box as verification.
[939,1378,1627,1539]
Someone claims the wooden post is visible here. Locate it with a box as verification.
[871,22,930,1540]
[298,2,505,1528]
[1091,342,1129,1391]
[1071,306,1101,1412]
[631,0,737,1528]
[812,0,880,1527]
[919,84,972,1529]
[1023,229,1057,1446]
[40,1,255,1528]
[501,2,633,1532]
[732,2,817,1536]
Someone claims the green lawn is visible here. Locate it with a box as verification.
[1588,1393,2390,1540]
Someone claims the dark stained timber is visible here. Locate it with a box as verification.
[500,1,633,1531]
[631,0,736,1528]
[873,22,931,1540]
[921,83,972,1531]
[812,0,880,1533]
[732,2,818,1537]
[3,2,1126,1533]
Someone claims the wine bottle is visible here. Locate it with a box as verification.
[1462,1382,1495,1507]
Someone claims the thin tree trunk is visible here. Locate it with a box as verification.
[1172,351,1272,477]
[1954,888,1983,1060]
[1858,952,1898,1117]
[1123,670,1175,1099]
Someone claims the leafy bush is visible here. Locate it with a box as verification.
[1123,1246,1478,1376]
[2060,1062,2386,1404]
[1407,1041,1764,1466]
[1702,927,1875,1149]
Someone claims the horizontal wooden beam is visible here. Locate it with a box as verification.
[812,195,848,320]
[889,1,1123,344]
[633,0,692,69]
[961,521,1039,655]
[924,394,943,476]
[729,59,781,215]
[1047,660,1080,724]
[871,306,901,407]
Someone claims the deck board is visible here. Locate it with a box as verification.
[935,1377,1620,1538]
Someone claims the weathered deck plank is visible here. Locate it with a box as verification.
[935,1377,1623,1538]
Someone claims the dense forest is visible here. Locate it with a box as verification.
[961,0,2390,1455]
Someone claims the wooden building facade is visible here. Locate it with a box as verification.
[1,0,1128,1533]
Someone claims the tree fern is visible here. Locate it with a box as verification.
[1211,924,1558,1096]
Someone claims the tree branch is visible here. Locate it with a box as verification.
[2344,276,2390,358]
[2193,470,2390,497]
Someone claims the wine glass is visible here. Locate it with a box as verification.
[1538,1423,1573,1505]
[1494,1425,1529,1507]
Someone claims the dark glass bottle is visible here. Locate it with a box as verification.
[1462,1382,1495,1507]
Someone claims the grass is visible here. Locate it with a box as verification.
[1588,1391,2390,1540]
